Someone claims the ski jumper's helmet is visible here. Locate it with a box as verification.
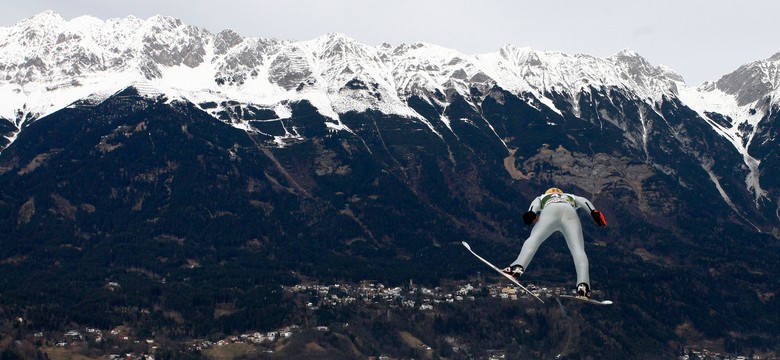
[545,187,563,194]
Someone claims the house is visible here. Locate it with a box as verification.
[457,284,474,295]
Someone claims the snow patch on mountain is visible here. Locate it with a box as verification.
[0,83,25,121]
[679,83,769,205]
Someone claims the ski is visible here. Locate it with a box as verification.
[559,294,613,305]
[462,241,545,304]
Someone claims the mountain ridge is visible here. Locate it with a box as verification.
[0,12,773,147]
[2,11,778,236]
[0,12,714,120]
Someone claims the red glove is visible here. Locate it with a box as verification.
[591,210,607,227]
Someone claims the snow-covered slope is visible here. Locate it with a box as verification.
[678,53,780,204]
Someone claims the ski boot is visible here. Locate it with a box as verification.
[576,282,591,298]
[502,264,524,279]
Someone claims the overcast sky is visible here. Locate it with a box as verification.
[2,0,778,86]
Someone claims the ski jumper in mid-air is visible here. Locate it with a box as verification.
[503,187,607,298]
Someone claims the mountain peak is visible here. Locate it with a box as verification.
[498,44,534,54]
[309,32,380,67]
[613,48,641,58]
[321,32,350,39]
[69,14,105,28]
[713,52,780,106]
[607,48,684,90]
[315,32,359,46]
[608,48,651,66]
[145,14,183,27]
[496,44,539,63]
[20,10,64,26]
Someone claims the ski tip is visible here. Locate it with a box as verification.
[602,300,614,305]
[461,241,471,250]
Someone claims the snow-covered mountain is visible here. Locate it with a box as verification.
[3,13,780,354]
[1,11,778,232]
[2,12,773,140]
[0,11,687,135]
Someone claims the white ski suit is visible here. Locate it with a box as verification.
[511,192,598,287]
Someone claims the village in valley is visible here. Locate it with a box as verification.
[15,279,562,359]
[15,279,771,360]
[284,279,562,311]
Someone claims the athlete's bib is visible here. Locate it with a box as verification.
[540,193,576,209]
